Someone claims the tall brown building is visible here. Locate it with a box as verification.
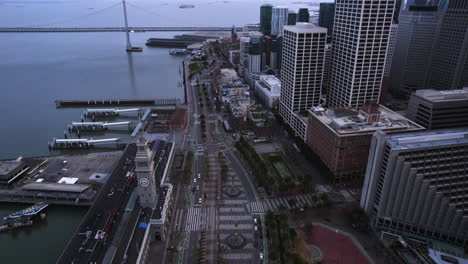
[306,104,424,182]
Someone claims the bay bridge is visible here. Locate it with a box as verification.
[0,27,242,33]
[1,0,242,34]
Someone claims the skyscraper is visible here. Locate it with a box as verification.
[260,4,273,35]
[328,0,395,109]
[279,23,327,140]
[271,6,289,36]
[287,10,297,25]
[361,129,468,246]
[318,2,335,41]
[297,8,310,22]
[426,0,468,91]
[384,24,398,77]
[390,5,441,99]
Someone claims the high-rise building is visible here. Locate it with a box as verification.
[393,0,403,23]
[390,5,441,99]
[248,35,261,73]
[260,35,280,72]
[271,6,289,36]
[239,37,251,76]
[318,3,335,42]
[407,88,468,129]
[361,129,468,246]
[384,24,398,77]
[426,0,468,91]
[260,4,273,35]
[279,23,327,140]
[322,43,332,95]
[297,8,310,22]
[328,0,395,109]
[287,10,297,25]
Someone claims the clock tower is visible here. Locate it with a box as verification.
[135,137,158,209]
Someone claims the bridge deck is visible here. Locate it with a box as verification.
[0,27,243,33]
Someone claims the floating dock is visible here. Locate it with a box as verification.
[55,98,179,108]
[3,202,48,220]
[48,138,120,149]
[69,121,133,132]
[84,108,140,117]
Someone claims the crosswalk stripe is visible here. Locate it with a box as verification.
[268,200,275,210]
[303,194,312,205]
[296,195,307,207]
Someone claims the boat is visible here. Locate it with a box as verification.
[179,4,195,8]
[3,202,49,220]
[169,49,187,55]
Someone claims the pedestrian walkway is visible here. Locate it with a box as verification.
[247,193,316,214]
[183,207,217,232]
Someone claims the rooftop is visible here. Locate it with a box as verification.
[384,129,468,150]
[284,23,328,34]
[309,104,425,136]
[413,88,468,102]
[0,160,24,176]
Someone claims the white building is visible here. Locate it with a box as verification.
[384,24,398,77]
[271,6,289,36]
[279,23,327,140]
[220,68,239,84]
[328,0,395,109]
[255,75,281,108]
[248,54,261,73]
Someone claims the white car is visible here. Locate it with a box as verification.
[198,173,201,179]
[198,198,202,204]
[196,185,200,191]
[193,178,197,183]
[260,253,264,260]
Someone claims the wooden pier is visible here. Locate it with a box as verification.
[55,98,179,108]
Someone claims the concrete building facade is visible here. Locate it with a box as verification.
[361,129,468,247]
[328,0,395,109]
[306,104,424,182]
[255,75,281,109]
[279,23,327,140]
[407,88,468,129]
